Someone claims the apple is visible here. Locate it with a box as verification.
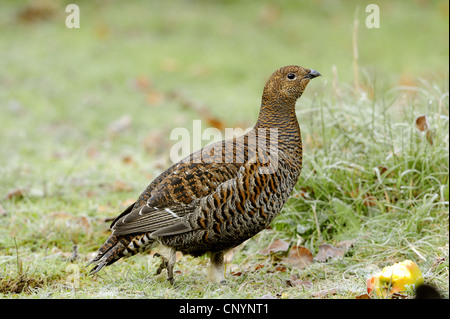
[367,260,424,298]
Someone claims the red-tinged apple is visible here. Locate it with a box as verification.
[367,260,424,298]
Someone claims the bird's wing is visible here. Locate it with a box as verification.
[110,133,258,236]
[151,145,285,238]
[111,199,196,235]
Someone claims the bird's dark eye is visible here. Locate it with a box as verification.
[287,73,296,80]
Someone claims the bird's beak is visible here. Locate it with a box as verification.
[305,69,321,79]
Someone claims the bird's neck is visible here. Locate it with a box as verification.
[253,97,302,155]
[255,97,300,131]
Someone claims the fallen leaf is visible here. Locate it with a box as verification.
[415,115,434,145]
[5,188,28,200]
[316,243,346,262]
[362,193,377,207]
[17,1,56,23]
[283,245,313,269]
[146,91,164,105]
[205,116,225,131]
[258,239,289,255]
[349,188,359,199]
[415,115,428,132]
[286,275,313,288]
[259,3,280,25]
[121,155,135,165]
[134,75,151,91]
[112,180,133,192]
[254,264,265,271]
[312,288,338,298]
[355,293,371,299]
[85,190,98,198]
[377,165,388,176]
[274,265,287,272]
[336,239,355,251]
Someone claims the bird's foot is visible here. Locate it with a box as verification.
[153,253,168,275]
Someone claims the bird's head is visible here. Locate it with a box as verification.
[263,65,321,103]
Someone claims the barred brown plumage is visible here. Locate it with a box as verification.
[88,65,321,284]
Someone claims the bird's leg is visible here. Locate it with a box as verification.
[208,251,226,284]
[153,253,168,275]
[166,248,176,285]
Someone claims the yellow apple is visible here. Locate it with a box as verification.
[367,260,424,298]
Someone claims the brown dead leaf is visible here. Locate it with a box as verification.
[293,187,311,199]
[254,264,265,271]
[95,24,110,39]
[362,193,377,207]
[316,243,346,262]
[312,288,338,298]
[146,91,164,105]
[377,165,388,175]
[415,115,434,145]
[121,155,135,165]
[205,116,226,131]
[5,188,28,200]
[286,275,313,288]
[355,293,371,299]
[336,239,355,251]
[259,3,281,25]
[283,245,313,269]
[112,180,133,192]
[258,239,289,255]
[274,264,287,272]
[349,188,359,199]
[134,75,151,91]
[85,190,98,198]
[17,1,56,23]
[415,115,428,132]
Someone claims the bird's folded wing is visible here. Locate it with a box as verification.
[111,202,196,235]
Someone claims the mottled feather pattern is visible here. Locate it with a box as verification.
[89,65,321,283]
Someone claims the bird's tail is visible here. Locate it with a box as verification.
[87,233,155,274]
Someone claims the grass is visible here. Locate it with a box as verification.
[0,1,448,299]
